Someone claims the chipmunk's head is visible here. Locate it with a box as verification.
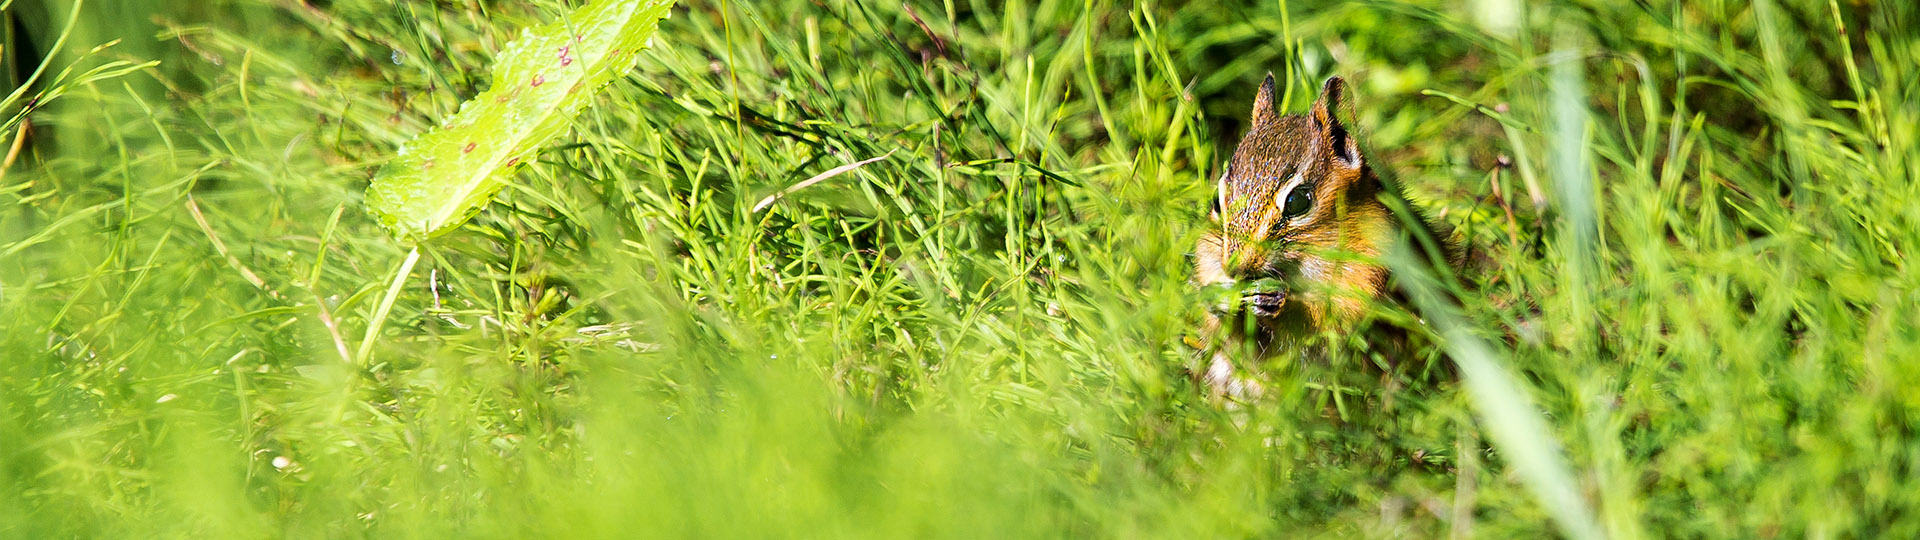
[1194,75,1392,331]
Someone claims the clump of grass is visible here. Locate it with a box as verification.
[3,0,1918,537]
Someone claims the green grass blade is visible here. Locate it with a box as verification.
[1390,245,1609,540]
[364,0,676,240]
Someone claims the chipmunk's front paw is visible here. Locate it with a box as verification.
[1204,353,1266,403]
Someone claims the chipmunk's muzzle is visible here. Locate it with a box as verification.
[1243,290,1286,317]
[1202,277,1289,320]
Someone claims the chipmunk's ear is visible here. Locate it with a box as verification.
[1249,73,1279,127]
[1310,76,1362,170]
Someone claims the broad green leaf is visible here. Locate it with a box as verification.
[366,0,675,239]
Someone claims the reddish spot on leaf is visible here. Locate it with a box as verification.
[506,157,521,167]
[532,75,546,87]
[463,142,477,153]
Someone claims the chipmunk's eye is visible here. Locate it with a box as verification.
[1281,185,1313,220]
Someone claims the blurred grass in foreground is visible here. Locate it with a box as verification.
[4,0,1919,537]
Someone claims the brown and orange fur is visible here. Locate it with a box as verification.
[1194,74,1434,398]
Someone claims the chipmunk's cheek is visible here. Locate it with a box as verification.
[1193,261,1231,288]
[1297,257,1332,285]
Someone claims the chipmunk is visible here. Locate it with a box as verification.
[1193,74,1442,398]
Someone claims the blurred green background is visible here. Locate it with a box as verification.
[3,0,1917,537]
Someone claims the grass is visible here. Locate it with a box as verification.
[3,0,1918,537]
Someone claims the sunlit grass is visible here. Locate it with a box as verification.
[3,0,1918,537]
